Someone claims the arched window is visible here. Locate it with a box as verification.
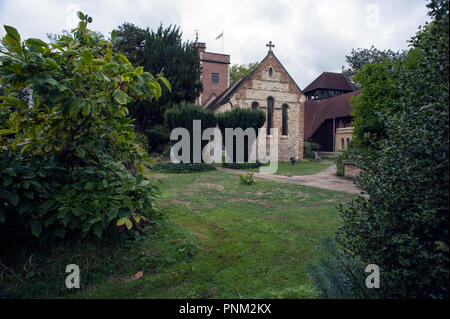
[269,67,273,77]
[282,104,289,136]
[341,138,345,150]
[346,138,351,149]
[251,101,259,110]
[267,97,274,135]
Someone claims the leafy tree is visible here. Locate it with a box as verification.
[309,0,449,299]
[114,23,202,132]
[350,58,402,149]
[229,62,258,85]
[112,23,147,65]
[0,12,169,243]
[344,46,405,85]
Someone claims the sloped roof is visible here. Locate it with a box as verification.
[204,75,249,111]
[205,51,303,111]
[303,72,355,93]
[304,90,361,140]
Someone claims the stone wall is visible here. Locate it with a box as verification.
[215,52,305,162]
[335,127,354,151]
[342,160,363,179]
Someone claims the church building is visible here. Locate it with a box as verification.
[195,40,357,160]
[202,42,305,162]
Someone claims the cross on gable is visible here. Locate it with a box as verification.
[266,41,275,52]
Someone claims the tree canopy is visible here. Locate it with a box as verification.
[114,23,202,132]
[229,62,258,85]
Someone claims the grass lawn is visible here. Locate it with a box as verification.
[248,159,335,177]
[1,170,352,299]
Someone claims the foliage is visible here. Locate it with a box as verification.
[229,62,258,85]
[145,125,169,152]
[329,0,449,298]
[164,102,216,163]
[303,142,321,159]
[0,12,169,242]
[135,132,149,152]
[344,45,405,85]
[222,161,263,169]
[151,162,216,173]
[307,237,379,299]
[114,23,202,132]
[238,172,255,185]
[350,58,402,149]
[216,107,266,162]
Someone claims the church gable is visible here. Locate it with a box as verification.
[212,49,305,161]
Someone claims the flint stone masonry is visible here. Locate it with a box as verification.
[212,52,305,162]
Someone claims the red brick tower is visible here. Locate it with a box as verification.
[195,42,230,107]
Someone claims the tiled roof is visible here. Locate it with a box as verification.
[303,72,355,93]
[304,90,361,140]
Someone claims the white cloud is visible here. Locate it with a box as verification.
[0,0,430,88]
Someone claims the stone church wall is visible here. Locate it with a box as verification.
[222,54,305,162]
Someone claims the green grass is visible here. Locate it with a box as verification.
[247,159,334,177]
[1,170,352,299]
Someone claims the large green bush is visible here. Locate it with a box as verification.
[216,107,266,162]
[0,12,169,243]
[164,102,216,163]
[309,0,449,298]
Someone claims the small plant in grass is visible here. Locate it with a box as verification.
[239,173,255,185]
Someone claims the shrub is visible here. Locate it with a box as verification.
[216,108,266,162]
[313,0,449,298]
[304,142,321,159]
[164,102,216,163]
[151,162,216,173]
[135,133,150,153]
[222,162,263,169]
[238,173,255,185]
[145,125,169,152]
[0,12,169,243]
[307,237,379,299]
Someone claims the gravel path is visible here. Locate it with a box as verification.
[217,164,361,194]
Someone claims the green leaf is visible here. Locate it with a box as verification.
[4,25,20,42]
[25,38,48,48]
[81,49,93,65]
[159,76,171,92]
[113,89,129,105]
[0,129,16,136]
[29,220,42,238]
[84,182,95,191]
[77,11,85,20]
[111,30,117,41]
[9,192,19,206]
[117,217,133,230]
[0,207,5,223]
[93,222,103,238]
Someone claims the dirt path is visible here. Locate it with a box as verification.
[217,164,360,194]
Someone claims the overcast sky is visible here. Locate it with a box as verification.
[0,0,430,88]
